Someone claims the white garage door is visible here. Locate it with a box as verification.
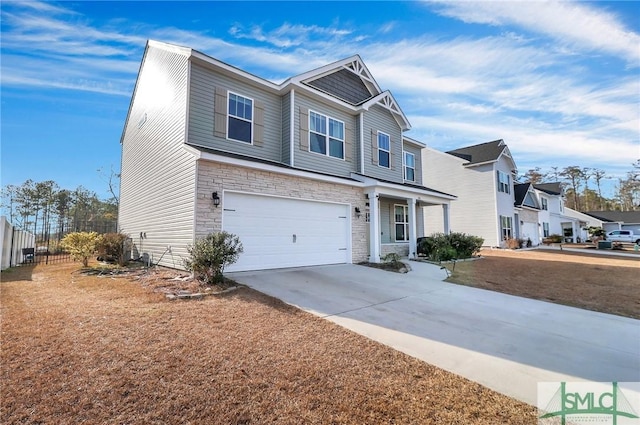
[223,192,350,271]
[521,222,540,246]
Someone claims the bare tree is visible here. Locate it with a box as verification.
[592,169,607,210]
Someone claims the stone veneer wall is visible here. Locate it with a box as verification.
[195,160,369,264]
[381,243,410,258]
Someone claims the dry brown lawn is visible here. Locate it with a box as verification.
[445,248,640,319]
[1,262,536,424]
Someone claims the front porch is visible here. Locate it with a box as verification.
[352,174,455,263]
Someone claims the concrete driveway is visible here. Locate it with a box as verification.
[228,262,640,405]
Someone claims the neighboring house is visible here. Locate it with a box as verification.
[422,139,517,247]
[118,40,455,271]
[514,182,585,244]
[563,208,603,241]
[583,211,640,234]
[533,183,581,243]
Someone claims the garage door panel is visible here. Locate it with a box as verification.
[223,193,350,271]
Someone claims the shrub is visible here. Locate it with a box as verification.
[60,232,100,267]
[505,237,521,249]
[417,232,483,262]
[547,234,563,243]
[96,232,129,266]
[184,232,243,285]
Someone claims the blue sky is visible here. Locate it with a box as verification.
[1,0,639,202]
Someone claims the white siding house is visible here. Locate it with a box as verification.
[422,140,517,247]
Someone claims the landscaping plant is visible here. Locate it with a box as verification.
[184,231,243,284]
[418,233,483,262]
[60,231,100,267]
[96,232,129,266]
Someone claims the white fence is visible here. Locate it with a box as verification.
[1,216,36,270]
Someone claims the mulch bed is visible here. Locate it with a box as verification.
[1,262,537,424]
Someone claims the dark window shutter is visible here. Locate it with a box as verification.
[345,124,353,163]
[371,130,378,165]
[299,107,309,150]
[254,100,264,147]
[214,86,227,138]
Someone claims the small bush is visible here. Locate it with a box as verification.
[60,232,100,267]
[96,232,129,266]
[547,234,563,243]
[184,232,243,285]
[505,237,521,249]
[417,232,483,262]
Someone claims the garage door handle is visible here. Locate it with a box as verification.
[293,234,296,243]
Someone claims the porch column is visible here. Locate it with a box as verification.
[368,190,381,263]
[442,203,451,234]
[408,198,417,259]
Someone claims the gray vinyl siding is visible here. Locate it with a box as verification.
[293,93,357,177]
[119,44,196,269]
[362,104,403,183]
[403,142,422,185]
[282,92,291,165]
[188,63,282,163]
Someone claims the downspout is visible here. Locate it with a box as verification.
[290,89,295,167]
[359,112,365,174]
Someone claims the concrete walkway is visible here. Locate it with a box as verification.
[228,262,640,406]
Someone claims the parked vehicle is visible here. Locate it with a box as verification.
[605,230,640,245]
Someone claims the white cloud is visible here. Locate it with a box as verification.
[428,0,640,66]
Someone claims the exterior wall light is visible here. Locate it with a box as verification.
[355,207,361,218]
[212,192,220,207]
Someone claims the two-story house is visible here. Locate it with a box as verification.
[422,140,517,247]
[118,40,455,271]
[514,182,584,244]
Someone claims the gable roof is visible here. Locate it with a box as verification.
[514,183,540,209]
[534,182,563,195]
[583,211,640,224]
[446,139,509,166]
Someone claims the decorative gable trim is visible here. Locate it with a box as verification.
[362,91,411,131]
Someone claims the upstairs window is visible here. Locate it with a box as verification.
[228,93,253,143]
[403,151,415,182]
[378,132,390,168]
[541,197,548,210]
[309,111,344,159]
[497,170,510,194]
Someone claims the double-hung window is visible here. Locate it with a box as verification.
[378,132,390,168]
[500,215,512,240]
[228,93,253,143]
[541,197,548,210]
[543,222,550,237]
[309,111,344,159]
[497,170,510,194]
[403,152,415,182]
[395,205,409,242]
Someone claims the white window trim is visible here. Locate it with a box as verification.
[500,215,513,240]
[227,91,254,144]
[308,110,345,160]
[497,170,510,194]
[378,131,391,169]
[403,151,415,182]
[541,197,548,210]
[394,204,409,242]
[543,222,550,237]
